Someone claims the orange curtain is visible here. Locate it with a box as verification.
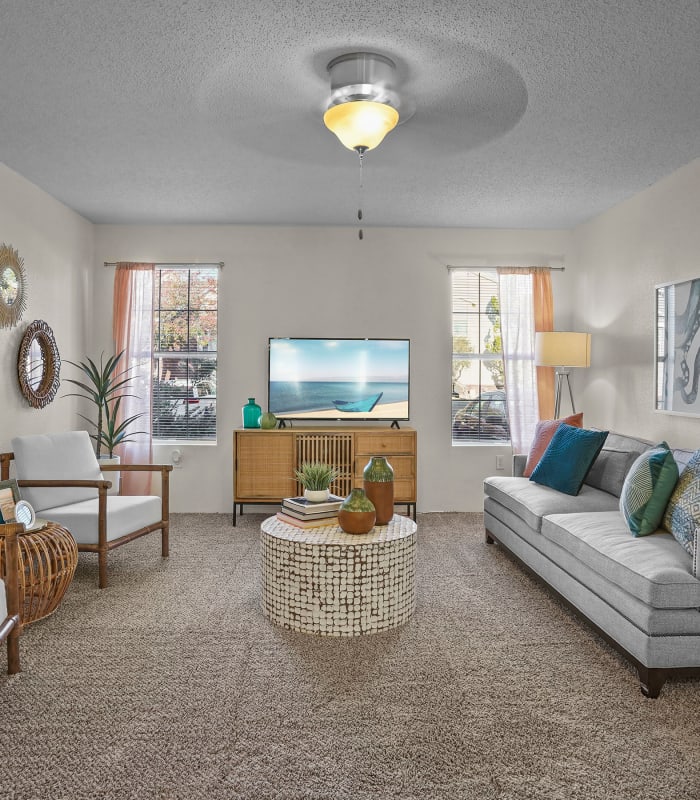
[113,262,155,494]
[533,269,555,420]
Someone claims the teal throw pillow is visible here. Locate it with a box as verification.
[619,444,679,537]
[529,425,609,496]
[663,449,700,557]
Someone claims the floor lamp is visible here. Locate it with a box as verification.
[535,332,591,418]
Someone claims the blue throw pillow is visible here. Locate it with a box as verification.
[529,425,609,496]
[663,449,700,558]
[619,444,679,537]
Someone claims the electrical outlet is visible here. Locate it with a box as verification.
[496,455,505,471]
[171,448,183,469]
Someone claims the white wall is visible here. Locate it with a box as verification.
[572,158,700,449]
[94,225,572,512]
[0,164,93,451]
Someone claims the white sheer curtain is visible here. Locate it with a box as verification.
[498,270,539,454]
[113,263,154,494]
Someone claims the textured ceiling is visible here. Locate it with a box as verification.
[0,0,699,229]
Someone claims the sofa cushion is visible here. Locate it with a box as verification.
[12,431,103,512]
[484,476,619,532]
[619,445,679,537]
[523,413,583,477]
[584,432,653,497]
[663,449,700,558]
[541,511,700,609]
[43,496,162,545]
[530,426,608,496]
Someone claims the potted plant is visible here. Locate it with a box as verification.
[64,352,146,491]
[294,461,340,502]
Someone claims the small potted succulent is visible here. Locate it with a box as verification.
[294,461,340,502]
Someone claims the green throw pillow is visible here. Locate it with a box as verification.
[529,425,609,496]
[663,449,700,557]
[620,444,679,537]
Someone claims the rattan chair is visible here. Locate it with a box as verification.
[0,523,21,674]
[1,432,172,589]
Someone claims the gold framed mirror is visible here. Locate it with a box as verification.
[0,244,28,329]
[18,320,61,409]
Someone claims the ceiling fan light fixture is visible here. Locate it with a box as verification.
[323,100,399,152]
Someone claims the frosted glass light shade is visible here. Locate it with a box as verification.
[324,100,399,152]
[535,331,591,368]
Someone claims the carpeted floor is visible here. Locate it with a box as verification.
[2,512,699,800]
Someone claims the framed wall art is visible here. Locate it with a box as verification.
[655,277,700,415]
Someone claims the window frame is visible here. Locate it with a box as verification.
[152,265,218,444]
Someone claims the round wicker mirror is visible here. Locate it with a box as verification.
[18,320,61,408]
[0,244,28,329]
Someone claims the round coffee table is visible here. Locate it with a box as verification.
[260,514,417,636]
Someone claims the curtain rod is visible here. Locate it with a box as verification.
[103,261,224,268]
[446,265,565,271]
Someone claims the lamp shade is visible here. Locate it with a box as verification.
[323,100,399,152]
[535,331,591,368]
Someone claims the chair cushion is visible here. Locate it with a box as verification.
[619,445,679,537]
[523,413,583,477]
[0,578,7,622]
[12,431,103,513]
[42,496,162,545]
[529,426,608,496]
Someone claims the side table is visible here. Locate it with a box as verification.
[261,514,417,636]
[0,521,78,625]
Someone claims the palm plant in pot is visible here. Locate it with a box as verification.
[294,461,340,502]
[64,352,146,490]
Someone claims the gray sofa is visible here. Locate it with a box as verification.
[483,432,700,697]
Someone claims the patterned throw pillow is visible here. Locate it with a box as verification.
[663,449,700,557]
[523,413,584,477]
[529,425,608,496]
[619,445,679,537]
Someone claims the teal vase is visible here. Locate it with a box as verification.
[242,398,262,428]
[337,488,376,535]
[363,456,394,525]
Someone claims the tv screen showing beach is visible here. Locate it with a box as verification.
[268,338,410,420]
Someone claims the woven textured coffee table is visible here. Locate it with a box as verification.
[260,514,417,636]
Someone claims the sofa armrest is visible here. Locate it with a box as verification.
[513,454,527,477]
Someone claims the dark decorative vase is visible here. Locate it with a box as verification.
[337,488,376,535]
[363,456,394,525]
[242,398,262,428]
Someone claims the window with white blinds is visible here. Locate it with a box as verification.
[152,266,218,441]
[450,269,509,445]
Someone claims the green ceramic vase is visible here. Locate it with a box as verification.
[337,488,376,535]
[363,456,394,525]
[259,411,278,429]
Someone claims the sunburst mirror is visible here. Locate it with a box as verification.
[0,244,28,329]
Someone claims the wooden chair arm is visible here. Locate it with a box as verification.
[100,464,173,473]
[17,478,112,490]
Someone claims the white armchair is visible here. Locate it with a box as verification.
[2,431,171,589]
[0,523,21,674]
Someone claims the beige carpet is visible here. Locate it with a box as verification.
[2,512,699,800]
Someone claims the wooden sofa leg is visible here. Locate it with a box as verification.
[638,667,665,698]
[485,529,495,544]
[7,627,20,674]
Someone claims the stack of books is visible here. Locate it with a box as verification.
[276,494,345,529]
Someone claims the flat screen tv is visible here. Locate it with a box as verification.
[268,338,410,422]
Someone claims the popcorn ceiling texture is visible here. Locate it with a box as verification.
[0,1,698,228]
[2,512,699,799]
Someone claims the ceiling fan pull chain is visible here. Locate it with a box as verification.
[357,148,364,240]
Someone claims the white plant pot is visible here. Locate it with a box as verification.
[303,488,330,503]
[98,454,121,495]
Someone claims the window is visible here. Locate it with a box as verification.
[152,267,218,441]
[450,269,509,444]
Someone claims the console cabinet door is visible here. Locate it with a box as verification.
[234,431,296,500]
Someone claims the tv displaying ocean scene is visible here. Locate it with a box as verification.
[268,338,410,421]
